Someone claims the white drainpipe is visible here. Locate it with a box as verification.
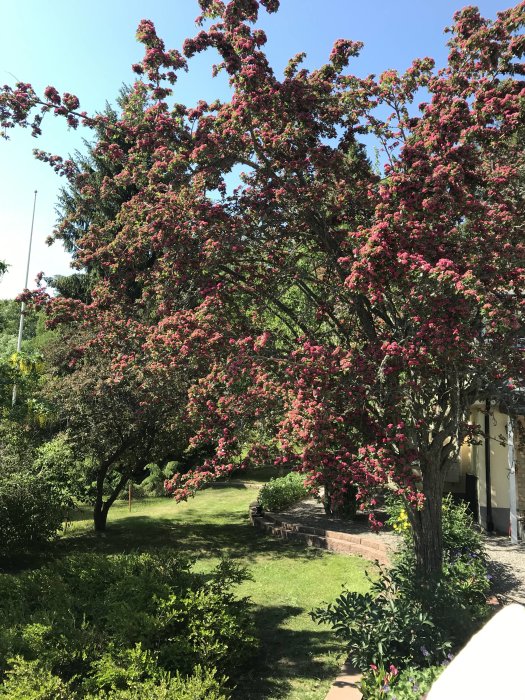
[508,415,519,544]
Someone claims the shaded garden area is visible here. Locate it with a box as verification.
[2,487,371,700]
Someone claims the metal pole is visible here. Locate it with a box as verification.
[484,400,494,532]
[12,190,37,406]
[508,415,519,544]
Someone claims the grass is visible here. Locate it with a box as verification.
[58,486,372,700]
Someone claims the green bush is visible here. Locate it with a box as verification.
[311,569,451,670]
[0,552,255,697]
[0,658,228,699]
[89,667,229,699]
[0,657,69,699]
[0,431,97,560]
[391,495,490,644]
[313,495,489,672]
[121,463,176,499]
[359,664,444,700]
[32,434,89,508]
[0,472,64,557]
[257,472,308,512]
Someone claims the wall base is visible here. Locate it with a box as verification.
[479,505,509,535]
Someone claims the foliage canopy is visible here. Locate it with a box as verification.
[2,0,525,574]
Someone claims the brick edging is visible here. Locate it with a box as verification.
[249,503,391,565]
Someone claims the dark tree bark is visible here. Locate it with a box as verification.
[92,448,151,532]
[93,466,109,532]
[93,469,132,532]
[409,456,447,578]
[91,442,135,532]
[93,502,110,532]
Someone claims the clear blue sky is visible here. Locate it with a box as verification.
[0,0,508,298]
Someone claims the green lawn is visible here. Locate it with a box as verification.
[61,486,372,700]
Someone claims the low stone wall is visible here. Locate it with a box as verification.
[249,503,391,566]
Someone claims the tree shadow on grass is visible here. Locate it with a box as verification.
[54,517,343,698]
[58,515,326,564]
[233,603,341,700]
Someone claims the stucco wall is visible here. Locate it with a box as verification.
[471,408,510,511]
[516,416,525,512]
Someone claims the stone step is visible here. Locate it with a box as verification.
[263,512,384,550]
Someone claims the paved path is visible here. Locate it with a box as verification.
[484,534,525,604]
[324,660,362,700]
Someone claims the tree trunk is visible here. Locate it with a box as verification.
[94,466,109,532]
[410,459,446,578]
[94,502,109,532]
[93,470,131,532]
[322,484,332,515]
[322,483,358,519]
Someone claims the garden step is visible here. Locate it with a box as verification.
[250,511,390,565]
[263,512,382,548]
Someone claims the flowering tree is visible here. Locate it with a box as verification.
[2,0,525,574]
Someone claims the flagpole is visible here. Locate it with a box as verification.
[12,190,37,406]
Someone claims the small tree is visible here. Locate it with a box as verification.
[42,332,192,531]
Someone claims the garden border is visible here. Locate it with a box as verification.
[249,502,391,566]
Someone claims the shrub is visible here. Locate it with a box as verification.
[32,433,89,508]
[359,664,444,700]
[0,657,68,699]
[88,667,229,699]
[311,569,451,670]
[441,497,484,554]
[0,552,255,697]
[0,472,64,558]
[312,495,489,673]
[122,463,176,499]
[0,658,228,699]
[257,472,308,512]
[390,495,490,643]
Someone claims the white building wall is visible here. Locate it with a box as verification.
[471,407,511,533]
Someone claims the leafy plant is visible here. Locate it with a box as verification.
[0,657,69,699]
[87,666,229,699]
[0,552,255,697]
[256,472,308,512]
[359,664,444,699]
[0,471,64,558]
[0,658,228,699]
[391,495,490,643]
[128,462,176,498]
[311,569,450,670]
[358,663,400,699]
[33,433,91,509]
